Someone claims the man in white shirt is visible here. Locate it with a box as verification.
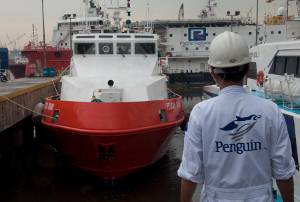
[178,31,295,202]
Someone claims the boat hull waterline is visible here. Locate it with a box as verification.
[42,96,184,179]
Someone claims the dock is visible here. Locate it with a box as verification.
[0,77,60,192]
[0,77,60,132]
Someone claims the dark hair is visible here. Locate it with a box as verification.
[213,64,249,82]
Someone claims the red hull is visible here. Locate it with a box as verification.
[42,96,184,179]
[22,44,72,76]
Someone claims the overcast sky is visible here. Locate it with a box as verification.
[0,0,288,49]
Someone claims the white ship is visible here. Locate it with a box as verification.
[51,0,131,49]
[152,0,300,83]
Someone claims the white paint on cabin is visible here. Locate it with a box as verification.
[60,33,168,102]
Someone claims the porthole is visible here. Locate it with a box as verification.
[169,34,173,37]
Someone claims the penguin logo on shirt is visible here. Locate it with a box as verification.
[220,115,262,142]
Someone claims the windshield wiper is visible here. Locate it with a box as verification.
[118,48,126,58]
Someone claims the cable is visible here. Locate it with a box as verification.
[0,65,71,120]
[0,95,53,119]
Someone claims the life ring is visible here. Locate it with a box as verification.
[166,52,172,57]
[256,70,265,86]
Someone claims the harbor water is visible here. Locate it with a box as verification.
[1,84,204,202]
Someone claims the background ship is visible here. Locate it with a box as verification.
[149,0,300,83]
[21,0,111,77]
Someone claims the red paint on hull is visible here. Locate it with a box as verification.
[22,44,72,76]
[42,97,184,179]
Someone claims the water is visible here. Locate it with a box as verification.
[3,85,204,202]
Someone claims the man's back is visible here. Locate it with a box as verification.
[178,86,295,201]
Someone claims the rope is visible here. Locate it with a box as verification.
[52,80,59,95]
[0,65,72,120]
[0,95,53,119]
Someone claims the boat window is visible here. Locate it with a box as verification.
[270,56,285,75]
[286,57,298,75]
[135,43,156,54]
[117,35,131,38]
[135,35,155,39]
[75,43,96,55]
[99,35,113,38]
[117,43,131,55]
[297,57,300,78]
[99,43,113,54]
[76,36,95,39]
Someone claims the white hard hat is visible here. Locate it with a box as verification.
[208,31,251,68]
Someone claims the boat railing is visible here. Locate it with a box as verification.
[280,74,300,110]
[263,78,283,102]
[59,65,71,77]
[167,89,182,99]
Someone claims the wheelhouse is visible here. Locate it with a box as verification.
[72,33,158,56]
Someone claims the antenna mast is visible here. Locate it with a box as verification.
[107,0,131,32]
[145,1,152,32]
[207,0,217,17]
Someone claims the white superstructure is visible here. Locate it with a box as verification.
[248,39,300,106]
[153,0,300,76]
[51,0,111,49]
[61,33,167,102]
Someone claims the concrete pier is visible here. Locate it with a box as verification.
[0,77,60,132]
[0,77,61,197]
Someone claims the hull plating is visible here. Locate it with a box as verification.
[42,97,184,179]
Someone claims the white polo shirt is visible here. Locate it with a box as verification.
[178,85,295,202]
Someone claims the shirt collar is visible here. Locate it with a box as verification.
[219,85,246,95]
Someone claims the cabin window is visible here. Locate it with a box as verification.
[135,43,156,54]
[75,43,96,55]
[270,56,300,77]
[297,58,300,78]
[286,57,298,75]
[117,35,131,38]
[135,35,155,39]
[99,35,113,38]
[117,43,131,55]
[99,43,113,54]
[273,57,286,75]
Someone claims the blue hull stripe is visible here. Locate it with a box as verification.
[283,114,299,170]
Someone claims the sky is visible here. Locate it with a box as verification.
[0,0,289,50]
